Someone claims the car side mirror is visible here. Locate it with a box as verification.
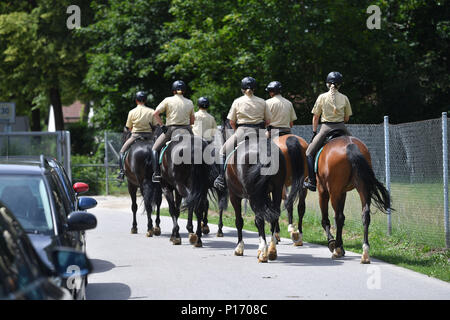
[78,197,97,211]
[51,247,92,279]
[67,211,97,231]
[73,182,89,194]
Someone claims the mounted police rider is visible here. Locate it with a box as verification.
[192,96,217,144]
[117,91,157,182]
[213,76,272,191]
[303,71,352,191]
[265,81,297,137]
[151,80,195,183]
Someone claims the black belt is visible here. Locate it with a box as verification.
[322,121,344,125]
[237,122,265,129]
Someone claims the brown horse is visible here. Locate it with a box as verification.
[312,135,390,264]
[272,134,309,246]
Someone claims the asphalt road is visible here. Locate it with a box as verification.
[85,196,450,300]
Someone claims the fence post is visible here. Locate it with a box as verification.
[442,112,449,248]
[104,132,109,196]
[384,116,392,235]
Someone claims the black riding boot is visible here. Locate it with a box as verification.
[214,154,227,191]
[117,152,125,182]
[304,155,317,192]
[151,149,161,183]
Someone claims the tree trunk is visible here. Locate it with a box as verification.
[31,107,41,131]
[49,87,64,130]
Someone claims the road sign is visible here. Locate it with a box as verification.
[0,102,16,124]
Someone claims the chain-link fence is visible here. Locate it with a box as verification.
[73,115,450,248]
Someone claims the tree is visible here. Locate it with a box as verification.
[0,0,93,130]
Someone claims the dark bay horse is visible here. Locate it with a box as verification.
[310,135,390,263]
[159,130,214,247]
[221,120,286,262]
[122,128,163,237]
[272,133,309,246]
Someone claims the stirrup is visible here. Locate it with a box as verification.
[304,179,316,192]
[214,176,226,191]
[152,173,161,183]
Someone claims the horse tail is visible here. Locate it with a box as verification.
[244,142,281,224]
[346,143,391,214]
[285,136,305,211]
[184,139,210,212]
[144,144,160,209]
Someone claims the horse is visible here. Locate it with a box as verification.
[220,119,286,263]
[271,132,309,246]
[186,146,228,240]
[306,135,391,264]
[122,127,163,237]
[159,129,214,247]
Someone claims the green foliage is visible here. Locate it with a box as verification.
[66,122,97,156]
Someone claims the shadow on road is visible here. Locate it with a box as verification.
[90,259,116,274]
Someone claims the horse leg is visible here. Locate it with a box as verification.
[128,183,138,234]
[170,191,182,245]
[268,188,283,260]
[165,189,181,245]
[230,193,244,256]
[216,192,226,237]
[331,192,347,259]
[360,196,371,264]
[187,207,196,244]
[293,188,307,246]
[154,187,162,236]
[318,186,335,252]
[201,199,210,235]
[141,182,154,237]
[192,200,205,248]
[255,215,269,263]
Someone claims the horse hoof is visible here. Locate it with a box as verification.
[172,238,182,245]
[234,250,244,256]
[257,250,268,263]
[360,258,371,264]
[268,242,277,261]
[146,230,153,237]
[201,224,210,235]
[293,240,303,247]
[291,231,299,242]
[332,247,344,259]
[328,240,336,253]
[153,227,161,236]
[194,240,203,248]
[131,228,138,234]
[189,233,197,245]
[216,231,224,238]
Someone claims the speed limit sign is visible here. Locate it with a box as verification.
[0,102,15,124]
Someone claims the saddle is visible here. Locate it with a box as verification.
[314,129,348,173]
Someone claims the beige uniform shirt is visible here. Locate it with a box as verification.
[266,94,297,128]
[192,109,217,141]
[126,105,157,133]
[227,94,271,125]
[311,90,352,123]
[155,94,195,126]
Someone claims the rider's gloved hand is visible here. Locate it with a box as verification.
[161,125,168,134]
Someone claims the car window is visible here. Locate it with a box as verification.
[47,175,70,224]
[50,169,75,212]
[0,205,40,299]
[56,165,76,206]
[0,176,53,235]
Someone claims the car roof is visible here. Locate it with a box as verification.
[0,156,53,175]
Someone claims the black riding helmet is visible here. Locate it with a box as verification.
[265,81,282,94]
[136,91,147,103]
[241,76,257,90]
[172,80,187,92]
[326,72,343,85]
[198,96,209,109]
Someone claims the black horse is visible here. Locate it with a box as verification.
[159,129,215,247]
[220,119,286,262]
[122,127,163,237]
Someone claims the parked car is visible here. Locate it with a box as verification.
[0,156,97,300]
[0,200,92,300]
